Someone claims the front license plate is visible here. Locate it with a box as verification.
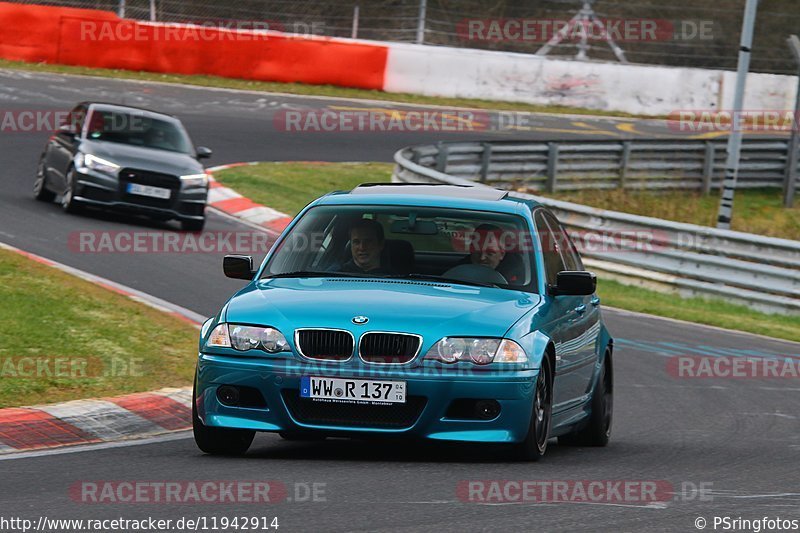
[300,376,406,404]
[126,183,171,199]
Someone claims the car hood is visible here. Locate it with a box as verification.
[81,140,203,176]
[225,278,541,339]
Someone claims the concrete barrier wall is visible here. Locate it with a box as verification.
[383,42,798,116]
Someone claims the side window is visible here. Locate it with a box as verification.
[534,210,566,287]
[543,212,583,272]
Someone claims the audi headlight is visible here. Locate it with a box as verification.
[76,153,120,175]
[206,323,290,354]
[180,173,209,187]
[424,337,526,365]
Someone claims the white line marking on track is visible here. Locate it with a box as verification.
[0,431,192,461]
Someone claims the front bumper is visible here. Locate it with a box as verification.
[73,168,207,222]
[196,353,539,443]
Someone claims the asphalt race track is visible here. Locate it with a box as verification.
[1,69,799,532]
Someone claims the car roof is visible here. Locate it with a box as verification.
[80,102,179,121]
[351,183,508,201]
[314,183,541,213]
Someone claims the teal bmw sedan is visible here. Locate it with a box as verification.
[193,183,613,461]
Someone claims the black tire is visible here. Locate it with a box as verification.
[559,351,613,447]
[511,354,553,461]
[34,157,56,202]
[192,383,255,455]
[61,168,82,214]
[181,218,206,232]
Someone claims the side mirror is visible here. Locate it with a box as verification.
[550,271,596,296]
[58,123,76,138]
[196,146,212,159]
[223,255,255,280]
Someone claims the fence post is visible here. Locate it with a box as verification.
[546,143,559,193]
[702,142,716,194]
[351,5,360,39]
[435,142,449,173]
[618,141,631,188]
[479,143,492,183]
[416,0,427,44]
[118,0,125,18]
[149,0,156,21]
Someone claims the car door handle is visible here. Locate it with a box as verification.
[590,296,601,307]
[574,304,586,315]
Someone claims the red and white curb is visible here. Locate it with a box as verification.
[0,387,192,453]
[206,162,293,234]
[0,241,203,453]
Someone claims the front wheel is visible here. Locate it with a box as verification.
[61,168,82,214]
[192,385,255,455]
[511,354,553,461]
[559,350,613,447]
[34,157,56,202]
[181,217,206,232]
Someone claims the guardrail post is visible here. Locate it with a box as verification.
[702,142,715,194]
[546,143,559,192]
[479,143,492,183]
[619,141,631,188]
[435,142,449,173]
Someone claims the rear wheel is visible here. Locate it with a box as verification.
[511,354,553,461]
[192,383,255,455]
[559,351,613,447]
[33,157,56,202]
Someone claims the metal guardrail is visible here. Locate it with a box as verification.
[393,143,800,315]
[405,139,794,193]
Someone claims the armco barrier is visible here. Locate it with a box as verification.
[0,2,388,90]
[393,143,800,315]
[403,139,794,192]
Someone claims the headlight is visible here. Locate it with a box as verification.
[424,337,527,365]
[76,153,120,175]
[180,173,209,187]
[206,323,290,354]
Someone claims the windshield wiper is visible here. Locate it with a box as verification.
[395,273,500,288]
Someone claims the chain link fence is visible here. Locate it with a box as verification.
[8,0,800,75]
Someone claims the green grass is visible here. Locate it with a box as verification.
[215,161,800,343]
[543,188,800,241]
[216,161,394,215]
[0,249,198,408]
[0,59,648,118]
[597,278,800,343]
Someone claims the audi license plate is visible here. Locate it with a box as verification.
[300,376,406,404]
[126,183,171,199]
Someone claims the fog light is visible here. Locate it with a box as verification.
[217,385,240,406]
[474,400,501,420]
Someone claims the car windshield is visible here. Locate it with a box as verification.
[262,204,539,292]
[84,110,193,154]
